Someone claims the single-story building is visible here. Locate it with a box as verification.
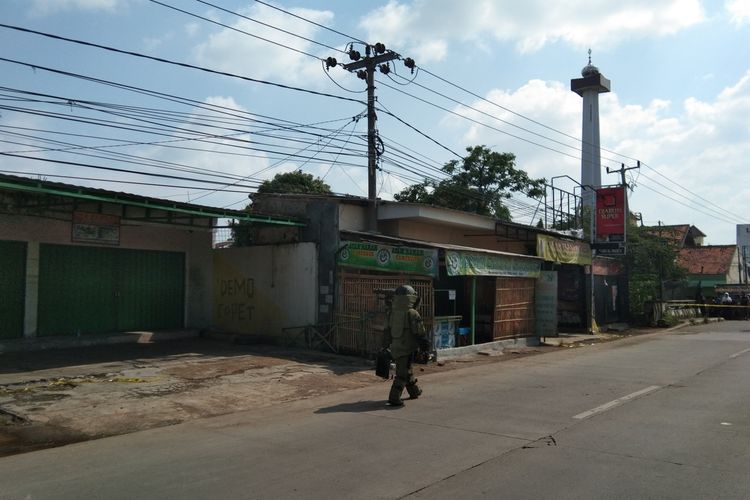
[0,173,302,342]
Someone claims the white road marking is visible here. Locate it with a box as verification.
[573,385,662,420]
[729,347,750,359]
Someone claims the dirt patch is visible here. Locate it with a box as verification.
[0,337,598,457]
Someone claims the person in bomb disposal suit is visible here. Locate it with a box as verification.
[382,285,430,407]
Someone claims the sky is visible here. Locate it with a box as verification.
[0,0,749,244]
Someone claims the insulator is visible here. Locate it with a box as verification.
[373,42,386,54]
[356,70,367,80]
[379,63,390,75]
[349,49,361,61]
[325,56,337,69]
[404,57,415,69]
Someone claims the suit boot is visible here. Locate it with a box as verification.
[388,384,404,406]
[406,382,422,400]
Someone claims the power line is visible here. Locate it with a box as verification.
[190,0,346,54]
[213,0,732,224]
[253,0,366,45]
[0,24,365,105]
[0,169,257,193]
[0,152,263,189]
[415,66,639,165]
[151,0,329,60]
[387,72,589,160]
[191,111,365,203]
[378,79,585,165]
[3,18,734,224]
[634,182,740,225]
[638,162,740,222]
[375,103,462,159]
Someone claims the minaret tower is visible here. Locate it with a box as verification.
[571,50,610,208]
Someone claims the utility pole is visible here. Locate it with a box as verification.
[606,161,640,189]
[605,161,640,324]
[335,43,408,232]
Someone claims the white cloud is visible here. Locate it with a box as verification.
[444,79,582,179]
[359,0,705,60]
[727,0,750,25]
[192,4,336,86]
[30,0,121,15]
[184,22,201,38]
[444,68,750,242]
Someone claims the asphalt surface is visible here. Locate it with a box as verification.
[3,320,749,499]
[0,333,561,457]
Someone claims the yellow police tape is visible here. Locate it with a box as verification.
[696,304,750,308]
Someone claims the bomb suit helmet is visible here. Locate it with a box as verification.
[394,284,420,308]
[394,285,417,297]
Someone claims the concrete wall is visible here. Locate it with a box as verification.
[339,203,368,232]
[0,213,214,332]
[212,243,317,337]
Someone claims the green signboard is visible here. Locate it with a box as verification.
[445,250,541,278]
[338,241,438,278]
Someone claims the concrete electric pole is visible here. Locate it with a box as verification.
[340,43,400,232]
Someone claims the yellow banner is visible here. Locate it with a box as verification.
[537,234,592,265]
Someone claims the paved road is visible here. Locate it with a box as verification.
[1,322,749,499]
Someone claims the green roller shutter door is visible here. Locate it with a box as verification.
[38,244,117,336]
[116,249,185,331]
[38,244,184,336]
[0,240,26,338]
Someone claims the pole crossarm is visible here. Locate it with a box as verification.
[342,53,399,71]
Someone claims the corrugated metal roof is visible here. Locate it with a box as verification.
[0,173,304,226]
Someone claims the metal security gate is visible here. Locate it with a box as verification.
[37,244,184,336]
[493,277,535,339]
[0,240,26,338]
[335,271,433,356]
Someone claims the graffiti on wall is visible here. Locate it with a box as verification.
[216,277,255,321]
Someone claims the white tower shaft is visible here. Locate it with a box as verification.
[571,58,610,207]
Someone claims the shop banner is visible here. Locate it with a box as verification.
[445,250,541,278]
[596,186,626,241]
[337,241,438,277]
[71,211,120,245]
[537,234,592,265]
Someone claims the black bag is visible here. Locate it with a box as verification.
[375,349,391,379]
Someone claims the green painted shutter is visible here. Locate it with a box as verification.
[38,244,185,336]
[116,249,184,331]
[0,240,26,338]
[38,244,118,336]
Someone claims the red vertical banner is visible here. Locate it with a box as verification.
[595,186,626,241]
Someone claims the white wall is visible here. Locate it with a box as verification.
[212,243,317,337]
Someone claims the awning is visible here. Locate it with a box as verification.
[340,230,542,278]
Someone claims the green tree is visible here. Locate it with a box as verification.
[625,221,687,323]
[256,170,332,195]
[230,170,331,246]
[394,145,545,221]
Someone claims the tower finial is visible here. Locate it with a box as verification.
[588,48,592,65]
